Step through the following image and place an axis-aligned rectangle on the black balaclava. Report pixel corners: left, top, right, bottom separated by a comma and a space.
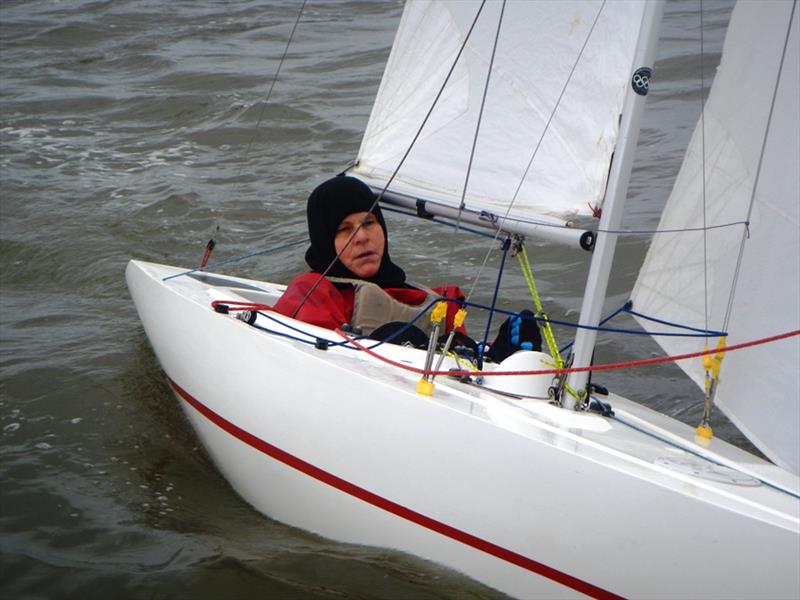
304, 175, 406, 288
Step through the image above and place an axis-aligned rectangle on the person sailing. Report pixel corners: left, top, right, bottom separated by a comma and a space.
273, 175, 541, 361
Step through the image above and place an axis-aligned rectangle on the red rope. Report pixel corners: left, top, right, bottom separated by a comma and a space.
335, 328, 800, 378
209, 299, 798, 379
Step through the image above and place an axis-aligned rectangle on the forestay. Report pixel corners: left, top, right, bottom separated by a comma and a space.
350, 0, 647, 224
631, 1, 800, 474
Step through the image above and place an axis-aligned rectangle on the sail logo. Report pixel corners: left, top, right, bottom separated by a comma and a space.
632, 67, 652, 96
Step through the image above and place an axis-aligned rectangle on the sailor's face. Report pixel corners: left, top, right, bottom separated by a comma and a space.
334, 211, 385, 279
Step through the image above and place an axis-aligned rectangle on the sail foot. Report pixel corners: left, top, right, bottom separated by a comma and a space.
357, 184, 592, 249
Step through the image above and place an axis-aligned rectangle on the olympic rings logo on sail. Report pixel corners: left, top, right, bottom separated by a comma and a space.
632, 67, 653, 95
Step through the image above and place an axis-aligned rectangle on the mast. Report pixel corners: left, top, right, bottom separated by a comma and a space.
563, 0, 665, 409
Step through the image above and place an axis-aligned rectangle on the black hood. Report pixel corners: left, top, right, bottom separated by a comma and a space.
304, 175, 406, 288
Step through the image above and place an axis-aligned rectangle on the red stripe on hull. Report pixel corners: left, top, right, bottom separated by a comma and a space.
168, 377, 621, 600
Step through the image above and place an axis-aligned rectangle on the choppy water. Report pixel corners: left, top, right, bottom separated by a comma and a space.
1, 1, 744, 598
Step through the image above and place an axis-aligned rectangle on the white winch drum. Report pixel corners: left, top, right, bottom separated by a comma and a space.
480, 350, 554, 399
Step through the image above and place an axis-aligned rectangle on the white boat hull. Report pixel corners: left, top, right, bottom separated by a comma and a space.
127, 259, 800, 599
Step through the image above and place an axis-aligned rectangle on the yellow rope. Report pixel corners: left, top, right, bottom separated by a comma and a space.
516, 242, 582, 403
450, 351, 479, 372
517, 244, 563, 368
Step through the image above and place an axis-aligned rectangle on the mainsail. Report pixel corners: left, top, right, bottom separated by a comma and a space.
632, 0, 800, 474
350, 0, 647, 224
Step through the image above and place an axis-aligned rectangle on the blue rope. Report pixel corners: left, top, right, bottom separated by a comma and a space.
215, 289, 726, 358
556, 301, 728, 353
250, 309, 353, 348
250, 320, 350, 349
558, 303, 633, 354
479, 238, 510, 367
623, 304, 726, 336
249, 296, 447, 351
461, 299, 726, 341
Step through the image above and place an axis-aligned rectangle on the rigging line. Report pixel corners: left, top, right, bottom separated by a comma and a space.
222, 295, 752, 367
609, 412, 800, 500
699, 0, 710, 342
162, 238, 308, 281
459, 298, 725, 337
205, 1, 307, 249
622, 305, 726, 336
440, 213, 749, 235
384, 198, 747, 236
444, 0, 506, 292
291, 1, 488, 317
219, 298, 446, 353
369, 0, 486, 201
592, 220, 749, 235
722, 0, 797, 332
559, 303, 633, 354
385, 205, 741, 240
334, 327, 800, 378
480, 238, 511, 364
462, 0, 608, 302
239, 1, 307, 172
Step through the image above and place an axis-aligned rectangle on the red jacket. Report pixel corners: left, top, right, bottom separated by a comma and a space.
273, 273, 467, 333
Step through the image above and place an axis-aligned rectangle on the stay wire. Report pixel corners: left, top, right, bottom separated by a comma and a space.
700, 0, 710, 342
433, 215, 750, 236
201, 0, 307, 267
382, 203, 747, 239
163, 238, 307, 281
443, 0, 506, 290
171, 203, 747, 284
462, 0, 608, 304
251, 1, 307, 151
291, 0, 488, 317
609, 412, 800, 500
722, 0, 797, 332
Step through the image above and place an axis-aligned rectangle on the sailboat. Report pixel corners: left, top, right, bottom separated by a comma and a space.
126, 1, 800, 598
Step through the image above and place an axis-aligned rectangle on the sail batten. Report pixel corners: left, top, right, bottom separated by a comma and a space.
350, 0, 647, 225
632, 0, 800, 474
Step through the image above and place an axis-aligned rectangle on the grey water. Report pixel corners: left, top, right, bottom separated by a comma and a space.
1, 1, 744, 598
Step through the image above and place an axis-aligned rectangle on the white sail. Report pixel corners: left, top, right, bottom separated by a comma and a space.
632, 1, 800, 474
350, 0, 646, 223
